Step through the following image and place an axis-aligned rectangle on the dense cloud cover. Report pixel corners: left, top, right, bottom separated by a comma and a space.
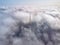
0, 6, 60, 45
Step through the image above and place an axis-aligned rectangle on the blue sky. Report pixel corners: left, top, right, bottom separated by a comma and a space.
0, 0, 60, 6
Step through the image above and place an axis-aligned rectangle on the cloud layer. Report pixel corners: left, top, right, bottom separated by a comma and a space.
0, 6, 60, 45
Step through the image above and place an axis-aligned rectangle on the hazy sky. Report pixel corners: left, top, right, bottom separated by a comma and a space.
0, 0, 60, 6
